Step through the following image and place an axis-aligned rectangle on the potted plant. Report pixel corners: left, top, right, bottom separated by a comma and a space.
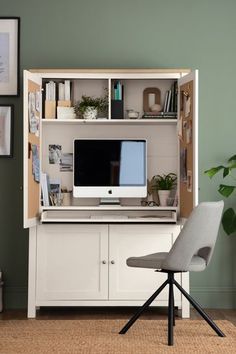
151, 173, 177, 206
205, 154, 236, 235
74, 90, 108, 120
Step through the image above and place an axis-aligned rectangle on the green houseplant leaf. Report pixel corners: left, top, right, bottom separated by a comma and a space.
218, 184, 236, 197
74, 90, 108, 117
151, 173, 177, 191
204, 166, 224, 178
222, 208, 236, 235
205, 154, 236, 235
228, 155, 236, 162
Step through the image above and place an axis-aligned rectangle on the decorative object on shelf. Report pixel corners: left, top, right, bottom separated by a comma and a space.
0, 104, 14, 157
150, 103, 162, 112
61, 187, 72, 206
126, 109, 139, 119
0, 17, 20, 96
205, 154, 236, 236
74, 90, 108, 120
143, 87, 161, 113
151, 173, 177, 206
141, 179, 159, 206
83, 106, 98, 120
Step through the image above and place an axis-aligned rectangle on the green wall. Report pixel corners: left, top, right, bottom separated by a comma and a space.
0, 0, 235, 309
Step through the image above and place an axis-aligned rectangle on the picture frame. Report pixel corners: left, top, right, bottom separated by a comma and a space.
0, 17, 20, 96
0, 105, 14, 157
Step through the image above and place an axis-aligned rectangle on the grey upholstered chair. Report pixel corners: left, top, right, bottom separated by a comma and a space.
119, 201, 225, 346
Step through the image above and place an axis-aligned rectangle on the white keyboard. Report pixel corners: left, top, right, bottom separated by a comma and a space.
90, 215, 128, 220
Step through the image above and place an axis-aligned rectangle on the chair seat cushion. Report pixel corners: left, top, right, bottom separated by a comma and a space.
127, 252, 206, 272
127, 252, 168, 269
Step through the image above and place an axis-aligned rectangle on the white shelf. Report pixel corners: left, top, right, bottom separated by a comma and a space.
41, 205, 178, 211
42, 118, 177, 125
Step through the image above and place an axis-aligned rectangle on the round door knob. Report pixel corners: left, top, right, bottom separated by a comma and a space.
111, 260, 115, 264
102, 260, 106, 264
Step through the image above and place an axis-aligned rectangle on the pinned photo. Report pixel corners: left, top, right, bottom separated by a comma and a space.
187, 170, 192, 192
49, 144, 62, 164
60, 153, 73, 172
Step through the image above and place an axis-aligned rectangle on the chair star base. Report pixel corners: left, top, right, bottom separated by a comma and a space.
119, 271, 225, 346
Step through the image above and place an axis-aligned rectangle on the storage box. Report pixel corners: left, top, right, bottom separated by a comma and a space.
57, 100, 71, 107
45, 100, 56, 119
111, 100, 124, 119
57, 106, 76, 120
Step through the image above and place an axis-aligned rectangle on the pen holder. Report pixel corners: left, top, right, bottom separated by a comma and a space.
62, 192, 72, 206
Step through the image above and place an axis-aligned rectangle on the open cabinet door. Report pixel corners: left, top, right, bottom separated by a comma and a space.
23, 71, 42, 228
178, 70, 198, 218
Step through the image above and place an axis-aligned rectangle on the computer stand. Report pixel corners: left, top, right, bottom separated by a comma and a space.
99, 198, 121, 206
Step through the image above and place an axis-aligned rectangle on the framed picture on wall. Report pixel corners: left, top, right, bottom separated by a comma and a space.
0, 17, 20, 96
0, 105, 14, 157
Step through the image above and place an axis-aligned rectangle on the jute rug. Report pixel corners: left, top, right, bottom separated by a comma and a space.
0, 319, 235, 353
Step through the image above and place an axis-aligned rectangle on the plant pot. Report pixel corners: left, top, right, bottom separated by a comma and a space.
158, 190, 170, 206
83, 107, 98, 120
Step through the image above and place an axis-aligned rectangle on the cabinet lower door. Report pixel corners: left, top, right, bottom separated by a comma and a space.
109, 224, 181, 301
36, 224, 108, 301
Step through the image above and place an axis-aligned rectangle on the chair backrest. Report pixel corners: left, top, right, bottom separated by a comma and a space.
162, 201, 224, 272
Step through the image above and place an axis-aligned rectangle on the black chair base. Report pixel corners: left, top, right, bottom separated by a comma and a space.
119, 271, 225, 346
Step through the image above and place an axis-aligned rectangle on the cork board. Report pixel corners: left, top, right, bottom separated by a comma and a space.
179, 80, 194, 218
28, 80, 40, 219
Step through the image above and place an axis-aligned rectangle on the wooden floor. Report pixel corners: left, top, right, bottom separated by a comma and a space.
1, 307, 236, 325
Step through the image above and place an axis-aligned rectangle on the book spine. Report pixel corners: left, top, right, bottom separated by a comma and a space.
166, 90, 172, 112
164, 91, 169, 112
64, 80, 71, 101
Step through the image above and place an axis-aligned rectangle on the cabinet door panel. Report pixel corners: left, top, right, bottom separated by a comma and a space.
23, 71, 42, 228
109, 224, 180, 301
37, 224, 108, 300
178, 70, 198, 218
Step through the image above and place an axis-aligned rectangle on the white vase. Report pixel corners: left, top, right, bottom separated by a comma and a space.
158, 190, 170, 206
83, 107, 98, 120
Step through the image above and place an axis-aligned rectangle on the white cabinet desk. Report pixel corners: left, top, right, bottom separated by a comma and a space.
24, 68, 197, 318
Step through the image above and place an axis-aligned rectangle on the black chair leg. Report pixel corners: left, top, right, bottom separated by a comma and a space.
173, 296, 175, 327
119, 278, 169, 334
168, 273, 174, 346
173, 279, 225, 337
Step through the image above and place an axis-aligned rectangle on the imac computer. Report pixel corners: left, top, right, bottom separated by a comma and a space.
73, 139, 147, 204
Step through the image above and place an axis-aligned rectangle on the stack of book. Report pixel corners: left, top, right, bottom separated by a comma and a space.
163, 81, 177, 113
142, 112, 177, 119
